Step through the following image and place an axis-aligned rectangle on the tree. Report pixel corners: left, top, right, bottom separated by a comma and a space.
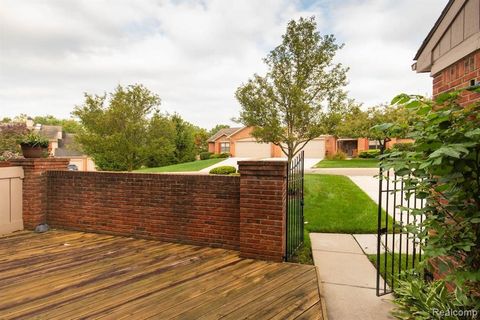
235, 16, 348, 161
171, 114, 196, 163
0, 122, 28, 159
73, 84, 160, 171
33, 115, 82, 133
144, 112, 176, 168
337, 103, 415, 152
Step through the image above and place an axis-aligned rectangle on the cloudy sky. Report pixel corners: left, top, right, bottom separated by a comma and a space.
0, 0, 447, 129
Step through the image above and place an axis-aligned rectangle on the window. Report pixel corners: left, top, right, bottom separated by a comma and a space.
369, 140, 380, 150
220, 142, 230, 153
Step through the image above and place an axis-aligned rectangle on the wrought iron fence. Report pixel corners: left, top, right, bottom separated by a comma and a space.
285, 150, 305, 261
376, 167, 426, 296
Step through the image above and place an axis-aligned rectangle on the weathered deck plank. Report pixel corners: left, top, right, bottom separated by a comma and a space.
0, 230, 323, 319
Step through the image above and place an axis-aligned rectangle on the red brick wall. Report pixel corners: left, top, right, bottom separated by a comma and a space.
238, 161, 287, 262
433, 49, 480, 104
10, 158, 70, 229
46, 171, 241, 250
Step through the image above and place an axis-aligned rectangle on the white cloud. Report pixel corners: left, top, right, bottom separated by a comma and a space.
0, 0, 447, 128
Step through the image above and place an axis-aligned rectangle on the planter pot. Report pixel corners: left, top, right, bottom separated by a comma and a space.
20, 145, 48, 158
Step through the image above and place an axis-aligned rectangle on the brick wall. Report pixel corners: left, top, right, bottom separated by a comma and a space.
8, 159, 289, 261
238, 161, 287, 262
433, 49, 480, 104
10, 158, 70, 229
47, 171, 241, 251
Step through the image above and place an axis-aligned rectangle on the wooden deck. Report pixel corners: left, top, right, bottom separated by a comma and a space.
0, 230, 323, 319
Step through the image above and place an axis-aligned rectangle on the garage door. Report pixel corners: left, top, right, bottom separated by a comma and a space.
300, 139, 325, 158
235, 141, 271, 158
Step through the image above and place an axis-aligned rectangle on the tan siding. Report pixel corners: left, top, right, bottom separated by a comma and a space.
439, 28, 452, 55
451, 8, 465, 47
464, 0, 480, 37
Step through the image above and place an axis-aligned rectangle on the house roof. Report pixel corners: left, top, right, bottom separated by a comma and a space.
414, 0, 455, 60
54, 133, 84, 157
37, 125, 62, 140
208, 127, 244, 142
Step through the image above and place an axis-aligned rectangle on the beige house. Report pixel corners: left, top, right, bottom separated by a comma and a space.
414, 0, 480, 103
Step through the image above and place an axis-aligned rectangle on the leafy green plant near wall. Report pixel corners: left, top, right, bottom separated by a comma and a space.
379, 90, 480, 315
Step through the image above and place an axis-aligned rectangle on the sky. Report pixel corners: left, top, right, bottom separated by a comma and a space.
0, 0, 447, 129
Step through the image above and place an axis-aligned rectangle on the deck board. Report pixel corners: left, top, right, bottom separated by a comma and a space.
0, 230, 323, 319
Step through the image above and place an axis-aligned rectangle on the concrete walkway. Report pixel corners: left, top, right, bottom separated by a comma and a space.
311, 233, 394, 320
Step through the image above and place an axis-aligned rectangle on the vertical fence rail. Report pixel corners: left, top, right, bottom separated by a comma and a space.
285, 151, 305, 261
376, 164, 425, 296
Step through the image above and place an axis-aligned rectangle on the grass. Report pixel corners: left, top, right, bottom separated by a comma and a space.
304, 174, 387, 234
292, 174, 389, 264
315, 159, 379, 168
134, 158, 225, 173
368, 253, 421, 287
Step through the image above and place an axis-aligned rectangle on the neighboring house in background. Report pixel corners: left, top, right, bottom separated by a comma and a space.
414, 0, 480, 104
207, 127, 410, 158
26, 119, 96, 171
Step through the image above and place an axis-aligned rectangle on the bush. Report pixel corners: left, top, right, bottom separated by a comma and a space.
359, 149, 380, 158
210, 152, 230, 159
392, 142, 414, 152
209, 166, 236, 175
326, 151, 346, 160
19, 132, 49, 148
199, 152, 212, 160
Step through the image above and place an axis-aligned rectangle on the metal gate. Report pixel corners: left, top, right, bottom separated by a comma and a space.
376, 167, 425, 296
285, 150, 305, 261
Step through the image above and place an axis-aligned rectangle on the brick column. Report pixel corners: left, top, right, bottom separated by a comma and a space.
238, 160, 287, 261
10, 158, 69, 229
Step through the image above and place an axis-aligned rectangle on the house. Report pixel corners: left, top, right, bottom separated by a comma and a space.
207, 126, 405, 158
413, 0, 480, 104
26, 119, 96, 171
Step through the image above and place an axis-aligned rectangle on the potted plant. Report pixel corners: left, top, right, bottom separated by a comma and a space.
19, 132, 49, 158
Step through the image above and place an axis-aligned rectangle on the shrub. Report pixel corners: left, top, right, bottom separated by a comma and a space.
19, 132, 49, 148
326, 151, 346, 160
392, 142, 414, 152
199, 152, 212, 160
209, 166, 236, 175
359, 149, 380, 158
210, 153, 230, 159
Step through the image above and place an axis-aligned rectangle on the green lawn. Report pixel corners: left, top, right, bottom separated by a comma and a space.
315, 159, 379, 168
304, 174, 386, 234
292, 174, 388, 264
368, 253, 421, 287
135, 158, 225, 173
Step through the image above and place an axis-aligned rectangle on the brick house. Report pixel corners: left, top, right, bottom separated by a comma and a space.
413, 0, 480, 104
208, 127, 406, 158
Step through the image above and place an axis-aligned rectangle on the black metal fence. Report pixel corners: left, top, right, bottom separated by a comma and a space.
285, 150, 305, 261
376, 167, 425, 296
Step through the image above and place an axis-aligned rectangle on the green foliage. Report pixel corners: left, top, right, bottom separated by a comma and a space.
326, 151, 346, 160
210, 153, 230, 159
381, 91, 480, 308
171, 114, 197, 163
392, 272, 477, 320
199, 152, 212, 160
392, 142, 414, 152
144, 113, 176, 168
209, 166, 236, 175
358, 149, 380, 159
208, 124, 230, 138
19, 131, 49, 148
235, 16, 348, 161
73, 84, 161, 171
33, 115, 82, 133
0, 122, 28, 156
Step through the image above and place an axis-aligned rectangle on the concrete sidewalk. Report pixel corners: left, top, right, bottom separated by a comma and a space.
311, 233, 394, 320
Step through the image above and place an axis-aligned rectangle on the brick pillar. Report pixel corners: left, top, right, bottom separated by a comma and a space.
10, 158, 69, 229
238, 160, 287, 261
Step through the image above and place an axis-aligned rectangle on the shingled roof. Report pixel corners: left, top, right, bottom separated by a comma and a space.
207, 127, 244, 142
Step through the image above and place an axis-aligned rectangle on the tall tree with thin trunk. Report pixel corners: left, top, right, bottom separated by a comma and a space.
235, 16, 348, 161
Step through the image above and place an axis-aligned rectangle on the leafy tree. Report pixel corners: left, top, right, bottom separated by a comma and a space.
236, 16, 348, 161
0, 122, 28, 158
171, 114, 196, 163
382, 90, 480, 312
73, 84, 160, 171
193, 127, 209, 154
144, 113, 176, 168
337, 103, 415, 152
33, 115, 82, 133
